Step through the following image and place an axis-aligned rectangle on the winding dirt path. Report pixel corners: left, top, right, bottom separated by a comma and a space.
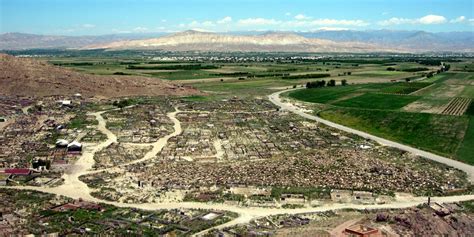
90, 108, 183, 174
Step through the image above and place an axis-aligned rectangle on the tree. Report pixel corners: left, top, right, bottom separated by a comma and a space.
320, 80, 326, 87
405, 78, 411, 82
327, 79, 336, 87
444, 64, 451, 71
341, 79, 348, 86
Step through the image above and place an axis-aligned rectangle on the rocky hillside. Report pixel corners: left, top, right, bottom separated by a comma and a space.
0, 54, 200, 98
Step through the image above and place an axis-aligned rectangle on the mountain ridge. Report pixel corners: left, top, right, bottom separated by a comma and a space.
1, 30, 473, 52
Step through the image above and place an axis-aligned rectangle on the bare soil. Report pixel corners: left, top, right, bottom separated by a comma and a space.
0, 54, 202, 98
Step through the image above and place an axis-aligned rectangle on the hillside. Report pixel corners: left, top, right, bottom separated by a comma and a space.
0, 54, 200, 98
84, 30, 394, 52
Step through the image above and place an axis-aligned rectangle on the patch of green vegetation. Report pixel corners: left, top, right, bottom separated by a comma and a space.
456, 116, 474, 165
282, 73, 331, 80
144, 70, 222, 80
195, 78, 294, 97
460, 200, 474, 213
401, 67, 430, 72
112, 98, 144, 108
460, 86, 474, 98
319, 108, 469, 156
222, 193, 245, 202
180, 95, 211, 102
68, 113, 98, 129
127, 64, 219, 70
333, 93, 420, 110
380, 82, 432, 94
465, 102, 474, 116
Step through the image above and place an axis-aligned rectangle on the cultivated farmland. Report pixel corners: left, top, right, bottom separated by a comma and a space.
441, 97, 472, 116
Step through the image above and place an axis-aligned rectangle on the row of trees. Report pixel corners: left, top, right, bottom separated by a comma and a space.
306, 79, 347, 88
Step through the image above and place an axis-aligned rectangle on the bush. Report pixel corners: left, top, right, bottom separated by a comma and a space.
306, 80, 326, 88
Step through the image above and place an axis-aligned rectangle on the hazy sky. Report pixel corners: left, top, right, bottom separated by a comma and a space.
1, 0, 473, 35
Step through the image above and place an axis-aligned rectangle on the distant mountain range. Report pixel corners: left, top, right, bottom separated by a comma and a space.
298, 30, 474, 52
1, 30, 473, 52
84, 30, 390, 52
0, 32, 166, 50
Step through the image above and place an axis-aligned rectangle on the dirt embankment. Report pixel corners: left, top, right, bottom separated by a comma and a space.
0, 54, 202, 98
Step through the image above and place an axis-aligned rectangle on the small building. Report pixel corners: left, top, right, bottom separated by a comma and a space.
280, 194, 306, 204
67, 141, 82, 152
60, 100, 72, 107
331, 189, 352, 203
353, 191, 374, 204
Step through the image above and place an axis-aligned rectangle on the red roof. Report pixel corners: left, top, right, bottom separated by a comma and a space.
4, 168, 31, 175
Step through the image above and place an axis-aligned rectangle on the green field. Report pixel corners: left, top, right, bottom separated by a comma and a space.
319, 108, 469, 156
456, 117, 474, 164
288, 85, 363, 104
333, 93, 420, 110
288, 82, 428, 108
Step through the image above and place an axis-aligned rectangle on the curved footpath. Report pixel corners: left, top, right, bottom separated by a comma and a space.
269, 88, 474, 183
1, 96, 474, 236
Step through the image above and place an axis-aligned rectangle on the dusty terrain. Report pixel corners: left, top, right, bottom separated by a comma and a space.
0, 54, 201, 98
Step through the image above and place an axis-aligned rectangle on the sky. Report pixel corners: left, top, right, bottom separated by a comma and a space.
1, 0, 473, 35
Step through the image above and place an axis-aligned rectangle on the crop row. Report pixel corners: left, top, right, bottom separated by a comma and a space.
441, 97, 472, 116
